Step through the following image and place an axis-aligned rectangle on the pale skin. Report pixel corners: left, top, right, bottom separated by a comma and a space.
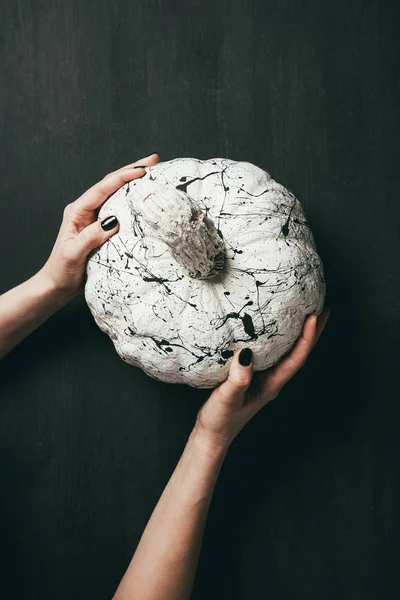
0, 153, 160, 359
0, 153, 330, 599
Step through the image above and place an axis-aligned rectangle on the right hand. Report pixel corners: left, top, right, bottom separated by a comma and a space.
39, 153, 160, 302
195, 309, 331, 453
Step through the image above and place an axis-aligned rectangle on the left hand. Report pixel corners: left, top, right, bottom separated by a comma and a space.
195, 309, 331, 452
39, 153, 160, 300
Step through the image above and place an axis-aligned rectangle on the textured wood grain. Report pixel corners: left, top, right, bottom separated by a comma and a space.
0, 1, 399, 599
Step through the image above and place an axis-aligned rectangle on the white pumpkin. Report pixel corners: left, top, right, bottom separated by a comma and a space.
85, 158, 326, 388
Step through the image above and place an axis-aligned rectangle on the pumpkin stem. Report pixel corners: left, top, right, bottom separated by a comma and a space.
128, 175, 226, 279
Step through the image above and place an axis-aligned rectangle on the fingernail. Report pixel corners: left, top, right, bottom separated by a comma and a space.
239, 348, 252, 367
101, 215, 119, 231
133, 165, 147, 169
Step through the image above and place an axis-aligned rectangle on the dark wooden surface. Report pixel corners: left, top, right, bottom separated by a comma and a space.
1, 1, 399, 598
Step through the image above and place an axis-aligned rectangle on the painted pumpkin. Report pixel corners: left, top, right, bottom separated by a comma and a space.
85, 158, 326, 388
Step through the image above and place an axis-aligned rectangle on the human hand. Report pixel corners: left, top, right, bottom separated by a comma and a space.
195, 309, 331, 453
39, 153, 160, 302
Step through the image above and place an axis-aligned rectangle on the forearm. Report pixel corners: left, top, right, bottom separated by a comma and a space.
0, 269, 70, 359
113, 425, 228, 600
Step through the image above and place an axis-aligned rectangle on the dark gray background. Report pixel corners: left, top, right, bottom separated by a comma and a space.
1, 1, 399, 598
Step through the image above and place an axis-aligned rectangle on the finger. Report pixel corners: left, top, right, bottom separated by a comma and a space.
131, 153, 160, 167
264, 314, 318, 394
312, 307, 330, 348
74, 169, 148, 213
106, 153, 160, 176
71, 215, 119, 263
214, 348, 253, 409
74, 154, 160, 213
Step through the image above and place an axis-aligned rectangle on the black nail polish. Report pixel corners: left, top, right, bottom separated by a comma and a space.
101, 216, 118, 231
239, 348, 252, 367
133, 165, 147, 169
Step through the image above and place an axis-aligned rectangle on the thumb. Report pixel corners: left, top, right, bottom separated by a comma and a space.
215, 348, 254, 408
74, 216, 119, 260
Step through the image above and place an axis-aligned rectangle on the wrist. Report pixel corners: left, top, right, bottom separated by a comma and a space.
190, 421, 230, 462
33, 269, 76, 308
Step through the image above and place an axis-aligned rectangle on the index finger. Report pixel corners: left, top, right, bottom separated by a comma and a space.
74, 153, 160, 212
